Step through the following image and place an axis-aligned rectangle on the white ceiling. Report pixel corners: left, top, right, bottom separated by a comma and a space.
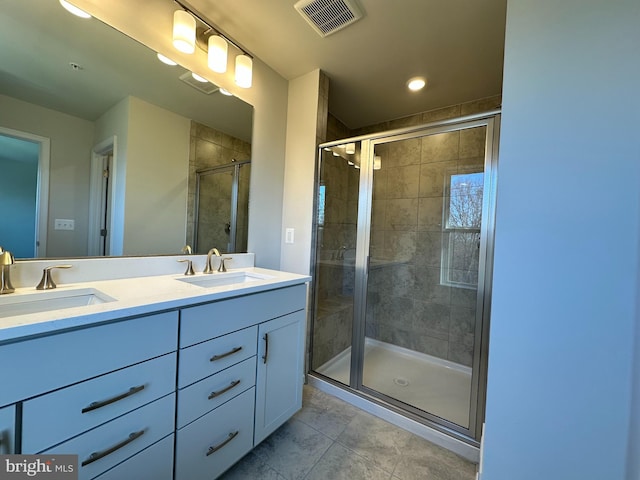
187, 0, 507, 129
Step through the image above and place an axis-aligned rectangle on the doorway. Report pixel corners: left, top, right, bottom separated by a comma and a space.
0, 127, 50, 258
310, 112, 499, 442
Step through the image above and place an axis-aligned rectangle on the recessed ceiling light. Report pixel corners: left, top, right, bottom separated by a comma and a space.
191, 72, 208, 83
219, 88, 233, 96
157, 53, 177, 66
407, 77, 427, 92
59, 0, 92, 19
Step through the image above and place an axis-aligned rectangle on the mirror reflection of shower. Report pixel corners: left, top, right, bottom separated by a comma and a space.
193, 160, 250, 254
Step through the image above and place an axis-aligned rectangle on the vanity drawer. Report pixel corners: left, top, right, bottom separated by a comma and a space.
93, 434, 174, 480
179, 284, 306, 347
42, 393, 175, 480
175, 388, 255, 480
0, 311, 179, 406
23, 353, 177, 453
0, 404, 15, 455
177, 356, 256, 428
178, 326, 257, 388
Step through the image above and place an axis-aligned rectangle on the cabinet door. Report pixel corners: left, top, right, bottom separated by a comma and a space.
0, 404, 15, 454
254, 310, 305, 444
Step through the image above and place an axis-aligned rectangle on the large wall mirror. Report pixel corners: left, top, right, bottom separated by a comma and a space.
0, 1, 253, 260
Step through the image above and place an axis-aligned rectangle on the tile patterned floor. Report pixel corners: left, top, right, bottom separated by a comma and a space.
221, 385, 477, 480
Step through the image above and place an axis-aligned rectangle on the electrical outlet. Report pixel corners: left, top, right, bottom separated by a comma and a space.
54, 219, 75, 231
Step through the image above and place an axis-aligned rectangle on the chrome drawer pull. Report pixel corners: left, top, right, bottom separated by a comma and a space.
206, 431, 239, 456
210, 346, 242, 362
81, 430, 145, 466
82, 385, 146, 413
208, 380, 241, 400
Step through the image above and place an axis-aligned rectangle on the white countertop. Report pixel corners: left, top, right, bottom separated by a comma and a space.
0, 267, 310, 344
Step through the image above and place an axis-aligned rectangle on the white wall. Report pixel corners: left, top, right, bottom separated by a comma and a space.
124, 97, 190, 255
95, 97, 129, 255
482, 1, 640, 479
0, 95, 94, 258
280, 70, 321, 275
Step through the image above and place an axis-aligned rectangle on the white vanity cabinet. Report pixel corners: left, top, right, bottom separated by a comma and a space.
255, 310, 306, 444
2, 311, 179, 480
174, 284, 307, 479
2, 276, 308, 480
0, 404, 15, 454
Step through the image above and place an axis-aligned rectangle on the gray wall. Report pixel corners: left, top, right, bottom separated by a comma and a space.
482, 0, 640, 478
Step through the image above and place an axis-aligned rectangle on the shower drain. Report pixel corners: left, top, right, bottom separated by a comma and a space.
393, 377, 410, 387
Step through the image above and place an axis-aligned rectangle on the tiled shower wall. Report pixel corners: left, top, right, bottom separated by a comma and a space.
314, 95, 500, 368
186, 121, 251, 254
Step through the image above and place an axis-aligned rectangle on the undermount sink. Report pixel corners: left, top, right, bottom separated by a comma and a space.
0, 288, 115, 318
176, 271, 274, 289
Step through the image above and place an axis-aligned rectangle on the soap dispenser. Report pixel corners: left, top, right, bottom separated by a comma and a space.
0, 246, 15, 294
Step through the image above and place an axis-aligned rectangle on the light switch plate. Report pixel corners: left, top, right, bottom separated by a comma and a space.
54, 219, 75, 231
285, 228, 294, 244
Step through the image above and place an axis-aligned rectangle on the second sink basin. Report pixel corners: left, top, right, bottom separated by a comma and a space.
0, 288, 115, 318
176, 271, 274, 289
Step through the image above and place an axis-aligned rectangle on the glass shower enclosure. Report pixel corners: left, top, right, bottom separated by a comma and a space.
193, 160, 250, 254
310, 112, 499, 442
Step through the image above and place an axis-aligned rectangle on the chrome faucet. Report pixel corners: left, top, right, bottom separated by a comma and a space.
204, 248, 221, 274
36, 265, 72, 290
0, 246, 15, 294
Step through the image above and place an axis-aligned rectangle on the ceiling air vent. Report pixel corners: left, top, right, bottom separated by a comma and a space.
294, 0, 364, 37
178, 71, 220, 95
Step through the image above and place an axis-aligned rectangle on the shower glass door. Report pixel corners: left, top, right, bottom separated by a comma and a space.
194, 161, 250, 254
358, 121, 493, 433
310, 113, 499, 441
311, 142, 362, 386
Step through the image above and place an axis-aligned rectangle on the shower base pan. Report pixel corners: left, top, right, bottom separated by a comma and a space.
316, 337, 472, 428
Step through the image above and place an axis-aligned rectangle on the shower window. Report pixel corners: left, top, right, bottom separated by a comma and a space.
441, 171, 483, 288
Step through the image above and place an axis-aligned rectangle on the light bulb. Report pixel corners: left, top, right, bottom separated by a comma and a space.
173, 10, 196, 54
208, 35, 228, 73
235, 55, 253, 88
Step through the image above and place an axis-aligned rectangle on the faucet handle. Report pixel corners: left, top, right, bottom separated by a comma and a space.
36, 265, 72, 290
178, 259, 195, 276
218, 257, 232, 273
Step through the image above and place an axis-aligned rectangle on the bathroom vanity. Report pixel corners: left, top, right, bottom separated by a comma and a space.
0, 255, 309, 480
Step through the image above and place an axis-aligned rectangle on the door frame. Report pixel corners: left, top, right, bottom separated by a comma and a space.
88, 136, 117, 256
0, 126, 50, 257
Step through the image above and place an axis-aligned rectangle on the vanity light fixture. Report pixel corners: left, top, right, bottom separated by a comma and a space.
173, 10, 196, 54
59, 0, 91, 19
407, 76, 427, 92
157, 53, 178, 66
235, 55, 253, 88
172, 0, 254, 88
208, 35, 228, 73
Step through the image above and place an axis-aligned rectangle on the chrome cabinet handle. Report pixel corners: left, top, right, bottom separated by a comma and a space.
210, 346, 242, 362
208, 380, 241, 400
81, 385, 145, 414
206, 431, 239, 456
262, 333, 269, 364
81, 430, 145, 466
